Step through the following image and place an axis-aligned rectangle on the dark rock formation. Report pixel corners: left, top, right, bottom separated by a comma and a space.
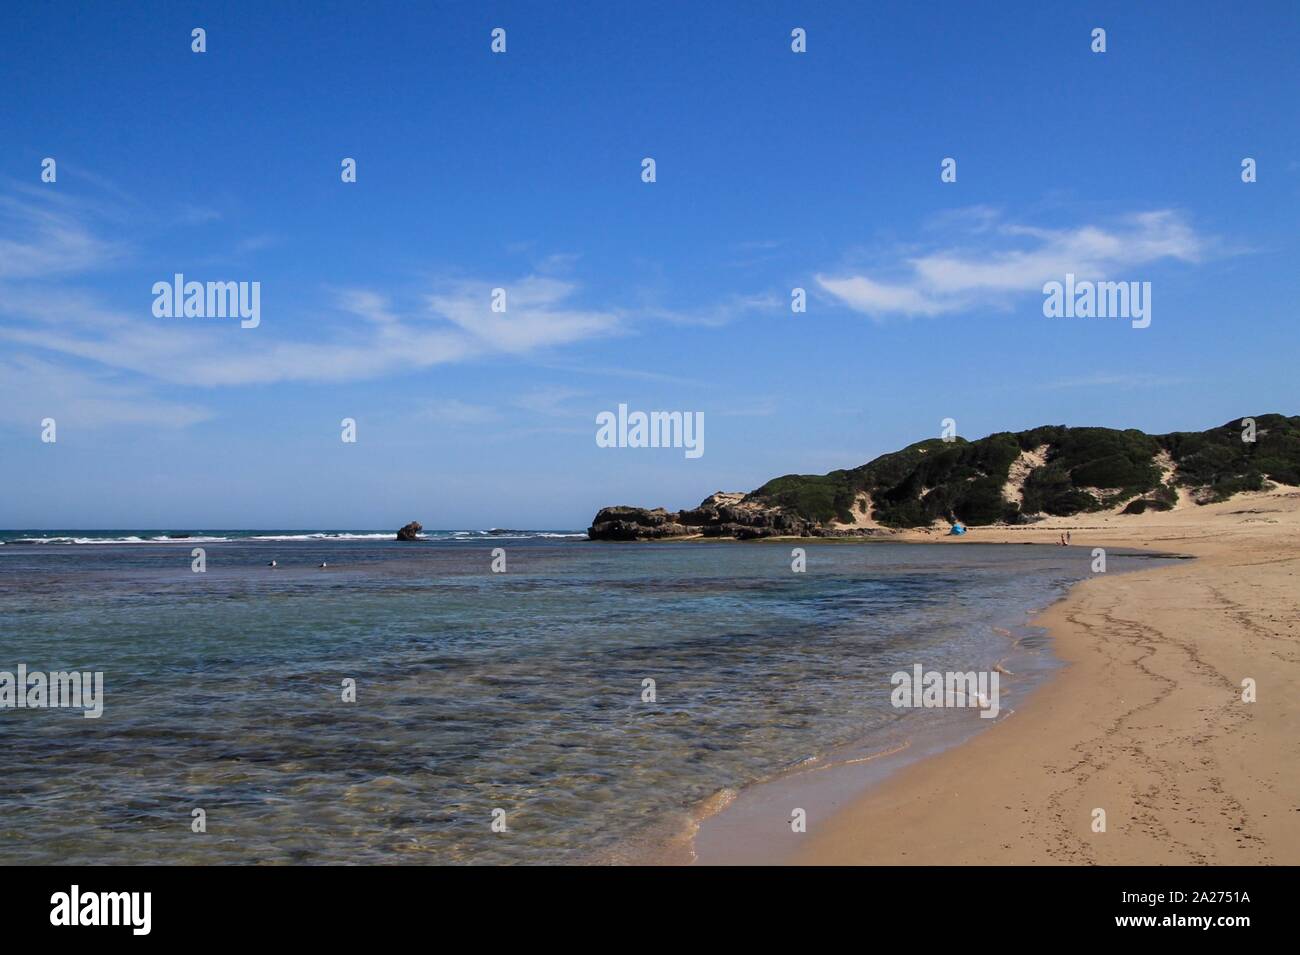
396, 521, 423, 541
586, 507, 687, 540
588, 492, 824, 541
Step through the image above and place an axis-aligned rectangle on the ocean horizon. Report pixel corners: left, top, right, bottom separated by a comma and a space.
0, 529, 587, 545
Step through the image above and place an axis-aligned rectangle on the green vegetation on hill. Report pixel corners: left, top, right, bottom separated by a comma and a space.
752, 472, 859, 525
1164, 414, 1300, 499
746, 414, 1300, 529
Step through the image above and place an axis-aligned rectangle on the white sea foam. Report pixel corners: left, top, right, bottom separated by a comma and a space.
11, 536, 157, 545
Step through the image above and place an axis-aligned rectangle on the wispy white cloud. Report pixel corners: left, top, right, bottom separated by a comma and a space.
428, 276, 621, 354
511, 386, 588, 417
235, 234, 277, 254
0, 354, 213, 429
0, 188, 623, 388
0, 280, 598, 389
0, 185, 766, 430
817, 209, 1210, 318
416, 398, 503, 425
639, 292, 783, 327
535, 360, 703, 387
535, 251, 581, 273
0, 193, 126, 279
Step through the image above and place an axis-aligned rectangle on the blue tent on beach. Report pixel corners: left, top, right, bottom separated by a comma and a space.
949, 522, 967, 536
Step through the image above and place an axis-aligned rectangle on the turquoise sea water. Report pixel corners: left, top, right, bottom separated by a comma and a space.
0, 533, 1171, 864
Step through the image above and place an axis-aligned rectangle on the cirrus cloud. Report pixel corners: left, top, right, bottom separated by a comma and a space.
817, 209, 1211, 318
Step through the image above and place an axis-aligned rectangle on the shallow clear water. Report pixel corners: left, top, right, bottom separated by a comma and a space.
0, 534, 1169, 864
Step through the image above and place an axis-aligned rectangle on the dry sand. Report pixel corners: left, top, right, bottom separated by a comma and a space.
792, 486, 1300, 865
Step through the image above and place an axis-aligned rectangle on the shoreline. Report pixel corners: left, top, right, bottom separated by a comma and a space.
592, 541, 1097, 866
683, 545, 1166, 865
690, 486, 1300, 865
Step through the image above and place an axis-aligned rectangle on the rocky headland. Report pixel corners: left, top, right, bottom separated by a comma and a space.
588, 414, 1300, 540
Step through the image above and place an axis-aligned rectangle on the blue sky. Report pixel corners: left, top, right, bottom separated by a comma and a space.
1, 1, 1297, 529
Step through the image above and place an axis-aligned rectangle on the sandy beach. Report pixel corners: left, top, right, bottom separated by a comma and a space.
787, 486, 1300, 865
